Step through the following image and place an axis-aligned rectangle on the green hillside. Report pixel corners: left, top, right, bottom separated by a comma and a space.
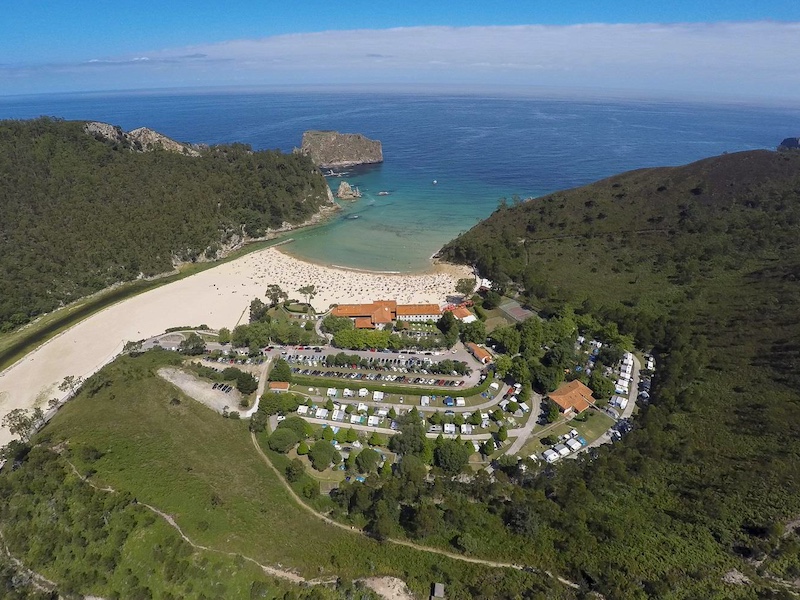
0, 117, 332, 332
439, 149, 800, 597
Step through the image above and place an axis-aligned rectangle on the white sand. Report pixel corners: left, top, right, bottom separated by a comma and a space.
0, 246, 471, 445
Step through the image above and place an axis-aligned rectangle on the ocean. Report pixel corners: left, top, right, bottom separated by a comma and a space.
1, 88, 798, 272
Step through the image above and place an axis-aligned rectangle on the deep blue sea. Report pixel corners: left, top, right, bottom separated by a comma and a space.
1, 89, 798, 271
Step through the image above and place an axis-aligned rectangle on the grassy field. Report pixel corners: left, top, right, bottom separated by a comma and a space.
36, 350, 568, 599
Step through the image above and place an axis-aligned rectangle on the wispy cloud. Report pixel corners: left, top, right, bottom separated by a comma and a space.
3, 23, 799, 99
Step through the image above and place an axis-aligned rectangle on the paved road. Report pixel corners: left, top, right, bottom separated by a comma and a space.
583, 354, 642, 452
504, 390, 544, 456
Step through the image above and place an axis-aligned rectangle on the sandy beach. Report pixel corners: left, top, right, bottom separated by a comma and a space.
0, 246, 472, 445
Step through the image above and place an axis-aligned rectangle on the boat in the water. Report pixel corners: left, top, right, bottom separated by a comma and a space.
378, 191, 390, 196
346, 214, 360, 220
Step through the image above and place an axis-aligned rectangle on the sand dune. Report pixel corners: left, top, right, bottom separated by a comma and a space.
0, 246, 472, 445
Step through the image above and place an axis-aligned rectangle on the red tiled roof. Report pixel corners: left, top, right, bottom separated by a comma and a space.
268, 381, 290, 391
548, 380, 594, 413
396, 304, 441, 316
466, 342, 493, 363
451, 306, 472, 319
354, 317, 376, 329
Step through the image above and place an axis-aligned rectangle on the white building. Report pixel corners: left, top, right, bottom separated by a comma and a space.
327, 388, 338, 397
373, 390, 385, 402
358, 388, 369, 397
455, 397, 466, 407
443, 423, 457, 435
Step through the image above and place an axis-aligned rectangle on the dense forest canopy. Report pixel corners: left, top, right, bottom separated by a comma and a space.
0, 117, 332, 332
431, 149, 800, 597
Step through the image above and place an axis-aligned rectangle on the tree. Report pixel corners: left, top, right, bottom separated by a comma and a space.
497, 426, 508, 442
249, 298, 269, 323
268, 429, 300, 453
266, 284, 288, 307
345, 428, 359, 443
546, 398, 561, 423
178, 332, 206, 355
483, 289, 502, 309
268, 359, 292, 382
277, 416, 311, 438
368, 432, 386, 447
58, 375, 84, 396
217, 327, 231, 344
1, 408, 44, 443
588, 369, 615, 401
355, 448, 381, 473
309, 440, 338, 471
297, 441, 309, 455
460, 320, 486, 344
434, 439, 472, 475
298, 284, 317, 307
285, 458, 305, 482
455, 278, 475, 297
494, 354, 513, 378
235, 370, 258, 395
321, 315, 354, 334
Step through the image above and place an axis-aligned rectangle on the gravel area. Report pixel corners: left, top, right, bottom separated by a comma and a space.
157, 367, 242, 414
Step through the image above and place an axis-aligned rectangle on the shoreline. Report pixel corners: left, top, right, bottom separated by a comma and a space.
0, 243, 472, 446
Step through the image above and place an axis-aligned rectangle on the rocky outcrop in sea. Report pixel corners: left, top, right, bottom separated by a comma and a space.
299, 130, 383, 168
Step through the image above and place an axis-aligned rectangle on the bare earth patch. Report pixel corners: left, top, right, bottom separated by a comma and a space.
157, 367, 241, 414
361, 577, 417, 600
722, 569, 751, 585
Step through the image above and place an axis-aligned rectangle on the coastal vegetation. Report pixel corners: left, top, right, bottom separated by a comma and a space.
0, 117, 331, 332
4, 146, 800, 598
2, 350, 571, 599
436, 149, 800, 596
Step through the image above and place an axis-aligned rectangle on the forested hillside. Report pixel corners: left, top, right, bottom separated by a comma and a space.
435, 149, 800, 597
0, 117, 332, 332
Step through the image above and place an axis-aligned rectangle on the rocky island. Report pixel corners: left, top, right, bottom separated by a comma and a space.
778, 136, 800, 151
336, 181, 362, 199
300, 130, 383, 168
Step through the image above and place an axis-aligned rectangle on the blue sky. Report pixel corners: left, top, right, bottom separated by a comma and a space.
2, 1, 800, 99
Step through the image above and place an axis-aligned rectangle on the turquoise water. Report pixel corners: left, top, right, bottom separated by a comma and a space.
2, 89, 798, 271
288, 164, 535, 272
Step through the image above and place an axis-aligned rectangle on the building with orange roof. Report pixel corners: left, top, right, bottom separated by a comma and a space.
395, 303, 441, 322
268, 381, 290, 393
331, 300, 441, 328
466, 342, 493, 364
548, 380, 594, 415
450, 305, 477, 323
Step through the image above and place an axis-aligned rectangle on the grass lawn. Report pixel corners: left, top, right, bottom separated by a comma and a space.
37, 350, 546, 598
520, 411, 615, 458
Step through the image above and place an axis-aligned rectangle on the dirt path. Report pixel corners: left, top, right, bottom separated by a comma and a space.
62, 460, 330, 587
249, 432, 581, 590
0, 528, 61, 595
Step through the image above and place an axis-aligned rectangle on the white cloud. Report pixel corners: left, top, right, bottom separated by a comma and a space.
3, 22, 800, 99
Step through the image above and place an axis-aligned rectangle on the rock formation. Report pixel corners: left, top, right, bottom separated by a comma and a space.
336, 181, 362, 200
778, 137, 800, 151
84, 121, 200, 156
300, 130, 383, 168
